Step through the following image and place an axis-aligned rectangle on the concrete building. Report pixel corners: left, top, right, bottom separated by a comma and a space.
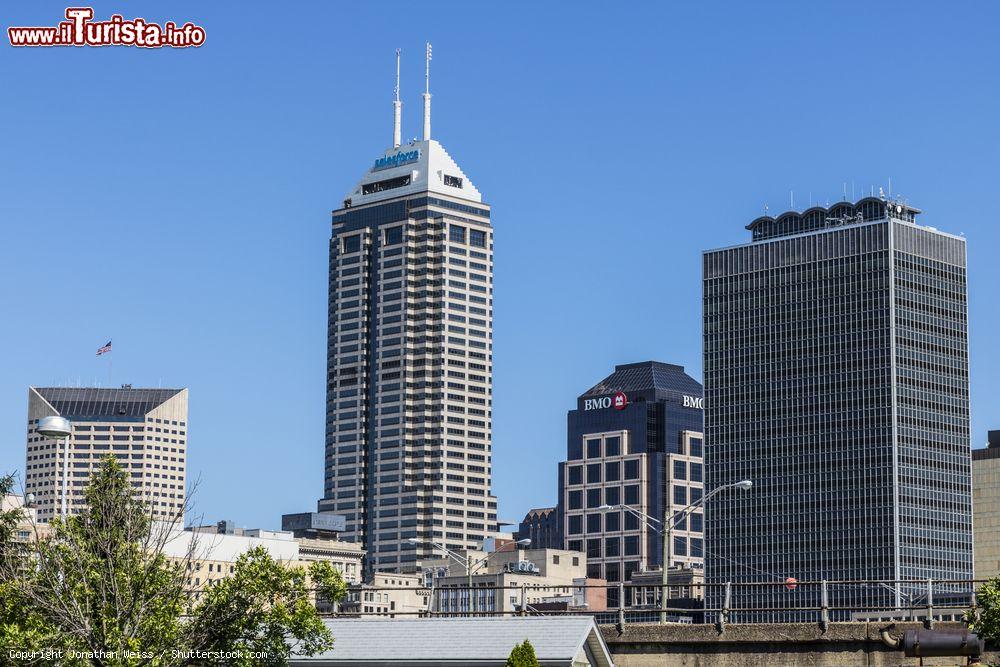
25, 387, 188, 522
318, 49, 496, 573
164, 522, 364, 603
514, 507, 561, 550
974, 431, 1000, 581
1, 493, 52, 543
342, 572, 430, 617
423, 546, 596, 615
559, 362, 704, 609
703, 197, 973, 621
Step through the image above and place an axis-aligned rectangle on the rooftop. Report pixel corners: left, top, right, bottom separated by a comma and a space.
31, 387, 184, 420
581, 361, 702, 399
290, 616, 614, 666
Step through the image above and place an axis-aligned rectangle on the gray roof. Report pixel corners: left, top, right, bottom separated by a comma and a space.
291, 616, 614, 667
32, 387, 183, 421
581, 361, 701, 398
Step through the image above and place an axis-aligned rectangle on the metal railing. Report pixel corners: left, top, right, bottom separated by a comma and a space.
328, 578, 988, 628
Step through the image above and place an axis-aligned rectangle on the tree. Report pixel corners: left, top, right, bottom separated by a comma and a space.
968, 577, 1000, 644
0, 458, 345, 665
505, 639, 540, 667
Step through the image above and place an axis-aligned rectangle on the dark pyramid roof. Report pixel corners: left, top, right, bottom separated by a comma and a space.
581, 361, 702, 398
33, 387, 183, 420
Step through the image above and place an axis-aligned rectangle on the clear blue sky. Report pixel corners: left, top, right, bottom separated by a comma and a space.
2, 1, 998, 530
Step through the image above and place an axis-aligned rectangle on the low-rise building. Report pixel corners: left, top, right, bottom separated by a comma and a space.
974, 431, 1000, 580
342, 572, 430, 617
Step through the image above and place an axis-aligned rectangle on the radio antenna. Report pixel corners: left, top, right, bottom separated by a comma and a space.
422, 42, 433, 141
392, 48, 402, 148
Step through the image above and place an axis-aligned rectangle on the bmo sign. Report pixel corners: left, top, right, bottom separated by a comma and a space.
682, 395, 704, 409
584, 391, 629, 411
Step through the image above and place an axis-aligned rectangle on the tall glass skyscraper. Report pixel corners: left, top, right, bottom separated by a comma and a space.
702, 197, 972, 620
318, 54, 496, 572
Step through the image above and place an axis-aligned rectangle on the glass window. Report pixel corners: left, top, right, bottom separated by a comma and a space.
624, 484, 640, 505
587, 463, 601, 484
384, 226, 403, 245
605, 561, 620, 583
624, 459, 640, 480
586, 513, 602, 534
605, 461, 620, 481
470, 229, 486, 248
586, 488, 602, 508
449, 225, 466, 243
689, 437, 703, 458
586, 439, 601, 459
342, 234, 361, 253
673, 460, 687, 480
567, 539, 582, 553
567, 515, 582, 535
624, 535, 640, 556
691, 537, 703, 557
605, 436, 620, 456
691, 487, 702, 503
587, 538, 602, 558
568, 466, 582, 485
673, 514, 687, 531
605, 537, 620, 557
690, 513, 703, 532
673, 536, 687, 556
624, 512, 639, 531
690, 462, 703, 482
604, 486, 621, 506
605, 511, 620, 532
568, 489, 582, 510
673, 485, 687, 505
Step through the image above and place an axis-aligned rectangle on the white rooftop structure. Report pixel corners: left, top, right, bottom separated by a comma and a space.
344, 138, 482, 207
161, 525, 299, 563
290, 616, 614, 666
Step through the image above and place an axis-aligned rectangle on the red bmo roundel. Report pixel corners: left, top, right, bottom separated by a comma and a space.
612, 391, 628, 410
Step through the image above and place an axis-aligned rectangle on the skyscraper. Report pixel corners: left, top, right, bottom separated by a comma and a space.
703, 196, 972, 620
559, 361, 704, 607
318, 46, 496, 572
25, 386, 188, 522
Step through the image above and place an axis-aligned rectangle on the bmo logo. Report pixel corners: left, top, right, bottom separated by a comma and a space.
682, 395, 704, 409
584, 391, 629, 411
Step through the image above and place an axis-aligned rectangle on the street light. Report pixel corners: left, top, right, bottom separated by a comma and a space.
37, 416, 72, 518
601, 478, 752, 623
408, 537, 531, 614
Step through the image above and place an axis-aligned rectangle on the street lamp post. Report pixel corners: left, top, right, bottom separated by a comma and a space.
37, 416, 73, 518
408, 537, 530, 614
601, 478, 752, 624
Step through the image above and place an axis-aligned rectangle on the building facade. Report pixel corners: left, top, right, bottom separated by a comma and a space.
318, 69, 496, 572
703, 197, 973, 620
25, 387, 188, 522
514, 507, 561, 550
973, 431, 1000, 581
559, 361, 704, 608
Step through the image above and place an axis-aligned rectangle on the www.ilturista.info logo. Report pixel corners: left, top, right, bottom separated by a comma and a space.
8, 8, 205, 48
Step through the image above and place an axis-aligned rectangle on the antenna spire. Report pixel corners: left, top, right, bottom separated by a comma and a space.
392, 48, 402, 148
422, 42, 432, 141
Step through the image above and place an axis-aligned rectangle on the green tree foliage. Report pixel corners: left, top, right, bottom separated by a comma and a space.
968, 577, 1000, 644
0, 458, 345, 665
505, 639, 540, 667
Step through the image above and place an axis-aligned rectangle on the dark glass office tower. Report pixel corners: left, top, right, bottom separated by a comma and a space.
559, 361, 704, 606
703, 197, 972, 621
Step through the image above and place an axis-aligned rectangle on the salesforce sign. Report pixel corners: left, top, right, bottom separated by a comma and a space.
373, 149, 420, 171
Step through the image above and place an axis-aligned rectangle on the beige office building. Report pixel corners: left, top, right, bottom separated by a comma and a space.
25, 386, 188, 522
973, 432, 1000, 581
319, 57, 496, 573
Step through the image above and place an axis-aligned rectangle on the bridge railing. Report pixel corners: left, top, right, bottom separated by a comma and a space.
323, 577, 990, 626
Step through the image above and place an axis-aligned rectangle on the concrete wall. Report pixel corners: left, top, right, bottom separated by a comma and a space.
600, 622, 998, 667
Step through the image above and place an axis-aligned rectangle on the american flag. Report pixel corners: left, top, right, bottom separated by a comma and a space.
96, 340, 112, 356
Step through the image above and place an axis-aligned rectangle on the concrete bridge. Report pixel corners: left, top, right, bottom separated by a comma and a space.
600, 621, 996, 666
